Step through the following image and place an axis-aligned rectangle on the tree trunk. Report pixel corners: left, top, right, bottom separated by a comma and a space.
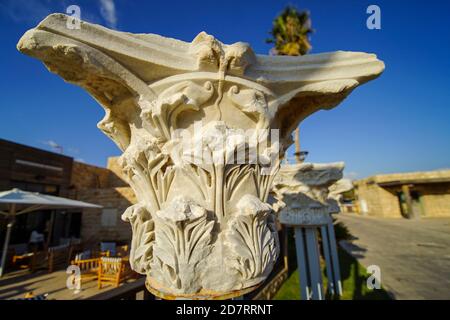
294, 126, 301, 163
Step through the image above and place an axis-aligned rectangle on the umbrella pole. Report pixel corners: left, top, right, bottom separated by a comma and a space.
0, 204, 16, 278
45, 211, 55, 250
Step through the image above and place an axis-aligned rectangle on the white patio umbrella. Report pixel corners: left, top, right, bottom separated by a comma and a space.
0, 188, 102, 277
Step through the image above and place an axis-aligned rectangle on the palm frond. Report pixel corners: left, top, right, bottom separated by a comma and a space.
266, 5, 313, 56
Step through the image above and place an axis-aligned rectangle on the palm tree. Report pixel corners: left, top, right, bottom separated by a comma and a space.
267, 6, 313, 162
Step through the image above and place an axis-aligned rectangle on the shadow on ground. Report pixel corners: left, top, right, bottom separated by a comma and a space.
274, 221, 392, 300
0, 270, 55, 299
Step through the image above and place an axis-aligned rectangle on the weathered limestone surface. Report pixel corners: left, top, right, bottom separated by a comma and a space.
18, 14, 384, 298
272, 162, 345, 225
328, 178, 354, 214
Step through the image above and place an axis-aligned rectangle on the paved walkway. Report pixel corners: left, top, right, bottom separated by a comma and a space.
0, 269, 139, 300
336, 213, 450, 300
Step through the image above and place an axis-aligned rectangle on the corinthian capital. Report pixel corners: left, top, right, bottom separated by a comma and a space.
18, 14, 384, 299
272, 162, 345, 225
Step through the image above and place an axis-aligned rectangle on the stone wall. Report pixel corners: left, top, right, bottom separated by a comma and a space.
72, 187, 136, 245
69, 159, 136, 245
354, 180, 403, 218
106, 156, 128, 187
70, 161, 111, 189
377, 187, 403, 218
419, 184, 450, 217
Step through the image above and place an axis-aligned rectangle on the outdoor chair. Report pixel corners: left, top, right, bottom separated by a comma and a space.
11, 243, 28, 255
10, 243, 34, 270
47, 244, 70, 273
97, 257, 130, 289
9, 241, 82, 274
100, 242, 116, 257
27, 250, 47, 272
71, 251, 99, 283
9, 244, 47, 273
74, 250, 91, 261
28, 243, 72, 273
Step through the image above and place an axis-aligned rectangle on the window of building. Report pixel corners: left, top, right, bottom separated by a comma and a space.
101, 208, 118, 227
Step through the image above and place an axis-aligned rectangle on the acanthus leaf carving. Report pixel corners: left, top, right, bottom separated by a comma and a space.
119, 135, 175, 213
150, 196, 214, 294
122, 203, 154, 274
225, 195, 279, 288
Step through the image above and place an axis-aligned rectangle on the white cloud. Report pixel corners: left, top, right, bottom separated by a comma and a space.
1, 0, 119, 30
42, 141, 84, 159
41, 140, 64, 153
99, 0, 117, 29
42, 140, 59, 149
344, 171, 360, 181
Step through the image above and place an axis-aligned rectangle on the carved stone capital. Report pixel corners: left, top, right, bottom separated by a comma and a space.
18, 14, 383, 298
272, 162, 345, 226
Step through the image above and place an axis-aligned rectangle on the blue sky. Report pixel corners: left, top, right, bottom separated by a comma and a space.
1, 0, 449, 179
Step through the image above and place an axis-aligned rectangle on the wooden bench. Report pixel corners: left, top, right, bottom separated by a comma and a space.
71, 257, 100, 282
98, 257, 131, 289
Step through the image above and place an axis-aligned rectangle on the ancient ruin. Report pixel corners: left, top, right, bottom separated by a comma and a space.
17, 14, 384, 299
272, 162, 347, 299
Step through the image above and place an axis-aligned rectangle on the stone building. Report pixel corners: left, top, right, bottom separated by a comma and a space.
68, 158, 135, 246
354, 169, 450, 218
0, 138, 135, 247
